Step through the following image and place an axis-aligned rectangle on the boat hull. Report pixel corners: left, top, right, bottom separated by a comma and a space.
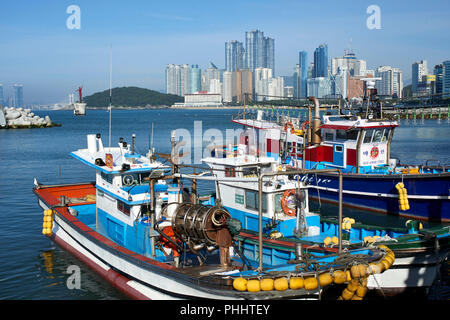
301, 172, 450, 222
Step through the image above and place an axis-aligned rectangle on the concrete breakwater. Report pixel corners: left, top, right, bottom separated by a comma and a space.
0, 107, 60, 129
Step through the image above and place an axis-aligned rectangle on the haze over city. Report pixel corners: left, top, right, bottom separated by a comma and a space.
1, 0, 449, 105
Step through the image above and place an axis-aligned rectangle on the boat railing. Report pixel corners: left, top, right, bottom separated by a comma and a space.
256, 168, 344, 271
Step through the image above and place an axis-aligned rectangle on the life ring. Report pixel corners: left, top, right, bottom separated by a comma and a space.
284, 122, 295, 133
301, 121, 310, 131
281, 189, 296, 216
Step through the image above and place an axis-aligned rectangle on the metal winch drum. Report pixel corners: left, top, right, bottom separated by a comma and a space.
171, 203, 231, 246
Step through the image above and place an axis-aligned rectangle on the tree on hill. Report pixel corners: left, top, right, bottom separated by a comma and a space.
84, 87, 183, 108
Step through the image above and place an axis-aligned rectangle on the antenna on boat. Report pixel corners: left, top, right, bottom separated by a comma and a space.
108, 44, 112, 148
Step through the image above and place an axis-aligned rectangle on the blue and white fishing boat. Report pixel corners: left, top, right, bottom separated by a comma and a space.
229, 93, 450, 223
33, 132, 391, 300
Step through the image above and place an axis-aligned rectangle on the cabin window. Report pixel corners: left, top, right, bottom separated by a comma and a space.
363, 129, 374, 143
346, 130, 359, 141
242, 167, 258, 177
325, 132, 334, 141
225, 167, 236, 177
245, 190, 267, 212
382, 128, 391, 142
372, 129, 384, 143
101, 171, 114, 184
117, 200, 131, 216
336, 130, 347, 140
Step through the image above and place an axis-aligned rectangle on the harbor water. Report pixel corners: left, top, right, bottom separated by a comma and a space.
0, 109, 448, 300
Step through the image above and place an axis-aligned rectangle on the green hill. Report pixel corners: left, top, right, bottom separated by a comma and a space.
84, 86, 183, 108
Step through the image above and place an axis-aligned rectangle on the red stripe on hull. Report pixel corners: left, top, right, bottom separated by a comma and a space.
51, 233, 150, 300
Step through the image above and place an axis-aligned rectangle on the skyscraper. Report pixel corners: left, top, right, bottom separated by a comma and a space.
443, 60, 450, 96
434, 64, 443, 95
293, 64, 301, 99
190, 65, 202, 93
13, 84, 24, 108
412, 60, 428, 95
313, 44, 328, 78
244, 30, 275, 75
299, 51, 308, 98
165, 64, 181, 96
180, 64, 191, 96
375, 66, 403, 98
225, 40, 245, 72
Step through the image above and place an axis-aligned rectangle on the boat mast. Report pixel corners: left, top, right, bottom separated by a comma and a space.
108, 44, 112, 148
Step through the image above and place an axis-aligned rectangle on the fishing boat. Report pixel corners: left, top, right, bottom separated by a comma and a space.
33, 132, 392, 300
194, 139, 450, 295
229, 86, 450, 223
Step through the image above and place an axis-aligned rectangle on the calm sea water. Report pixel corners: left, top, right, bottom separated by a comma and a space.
0, 109, 448, 300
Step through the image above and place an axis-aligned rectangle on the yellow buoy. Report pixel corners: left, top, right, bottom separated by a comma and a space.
318, 273, 333, 287
347, 279, 360, 292
345, 270, 352, 281
350, 265, 361, 278
289, 277, 304, 290
233, 278, 248, 291
323, 236, 331, 246
331, 236, 339, 245
304, 277, 318, 291
341, 288, 354, 300
356, 285, 368, 298
247, 279, 261, 292
260, 278, 274, 291
274, 277, 289, 291
333, 270, 347, 284
351, 294, 364, 300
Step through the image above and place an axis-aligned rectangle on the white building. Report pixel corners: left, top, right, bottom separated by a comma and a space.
222, 71, 233, 103
173, 92, 223, 108
209, 79, 222, 95
331, 52, 366, 76
254, 67, 272, 101
165, 64, 181, 95
267, 77, 284, 101
375, 66, 403, 98
412, 60, 428, 95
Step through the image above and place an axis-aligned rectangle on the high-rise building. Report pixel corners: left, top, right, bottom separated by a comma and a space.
375, 66, 403, 98
331, 51, 366, 77
190, 65, 202, 93
307, 77, 331, 98
313, 44, 328, 78
202, 62, 221, 92
412, 60, 428, 95
13, 84, 24, 108
165, 64, 181, 96
180, 64, 191, 96
232, 69, 253, 103
443, 60, 450, 96
293, 64, 301, 99
225, 40, 245, 72
267, 77, 284, 101
254, 67, 272, 101
434, 64, 443, 95
299, 51, 308, 98
332, 67, 348, 99
222, 71, 233, 103
244, 30, 275, 75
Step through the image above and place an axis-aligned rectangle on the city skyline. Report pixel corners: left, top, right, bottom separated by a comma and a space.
1, 0, 449, 105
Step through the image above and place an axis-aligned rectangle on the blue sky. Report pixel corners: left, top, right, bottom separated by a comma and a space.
1, 0, 449, 105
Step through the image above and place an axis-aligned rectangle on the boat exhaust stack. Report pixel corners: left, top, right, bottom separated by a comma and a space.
308, 96, 322, 146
